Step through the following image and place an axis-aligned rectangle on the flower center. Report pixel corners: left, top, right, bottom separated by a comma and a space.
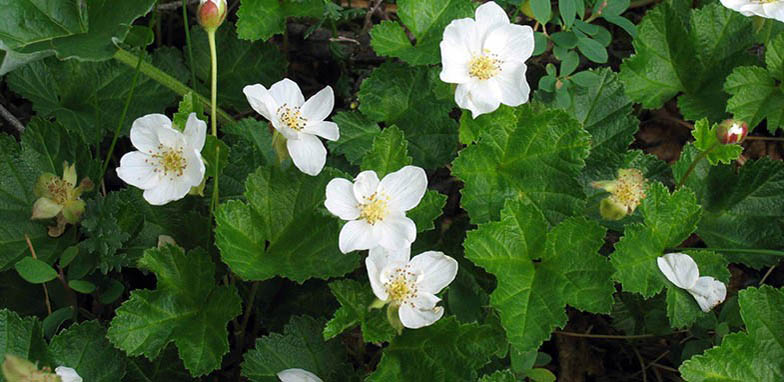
47, 178, 72, 205
384, 265, 418, 305
358, 192, 389, 225
610, 169, 646, 213
278, 105, 307, 132
149, 145, 187, 178
468, 54, 501, 80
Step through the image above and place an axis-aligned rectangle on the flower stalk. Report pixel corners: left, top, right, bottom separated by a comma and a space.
676, 142, 718, 189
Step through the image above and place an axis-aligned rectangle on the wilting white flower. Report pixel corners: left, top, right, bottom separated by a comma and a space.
439, 1, 535, 118
277, 368, 323, 382
720, 0, 784, 22
55, 366, 83, 382
324, 166, 427, 253
243, 79, 339, 176
366, 247, 458, 329
116, 113, 206, 206
657, 253, 727, 313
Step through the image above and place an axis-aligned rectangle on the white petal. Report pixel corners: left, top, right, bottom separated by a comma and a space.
439, 19, 477, 84
483, 24, 535, 64
370, 245, 411, 265
286, 134, 326, 176
353, 171, 380, 202
325, 178, 360, 220
409, 291, 441, 310
301, 86, 334, 122
688, 276, 727, 313
243, 84, 277, 122
270, 78, 305, 107
339, 220, 376, 253
657, 253, 699, 290
130, 114, 172, 152
156, 124, 187, 149
375, 214, 416, 250
408, 251, 458, 294
116, 151, 160, 189
378, 165, 428, 212
366, 250, 390, 301
455, 80, 501, 119
55, 366, 83, 382
184, 113, 207, 152
494, 62, 530, 107
277, 368, 323, 382
303, 121, 340, 141
399, 304, 444, 329
183, 149, 206, 187
475, 1, 510, 28
142, 177, 192, 206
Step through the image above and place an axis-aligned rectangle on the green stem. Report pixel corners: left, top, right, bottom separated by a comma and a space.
183, 0, 197, 87
101, 50, 145, 182
676, 143, 718, 189
670, 247, 784, 257
112, 48, 234, 126
207, 28, 220, 242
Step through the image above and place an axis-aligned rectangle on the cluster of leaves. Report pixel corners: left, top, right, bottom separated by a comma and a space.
0, 0, 782, 381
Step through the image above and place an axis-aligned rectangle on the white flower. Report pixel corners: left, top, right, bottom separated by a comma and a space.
439, 1, 535, 118
55, 366, 83, 382
324, 166, 427, 253
366, 247, 458, 329
721, 0, 784, 21
277, 368, 323, 382
116, 113, 206, 206
657, 253, 728, 313
243, 79, 339, 176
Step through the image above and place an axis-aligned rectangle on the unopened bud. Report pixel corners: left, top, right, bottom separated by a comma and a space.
197, 0, 227, 30
716, 119, 747, 144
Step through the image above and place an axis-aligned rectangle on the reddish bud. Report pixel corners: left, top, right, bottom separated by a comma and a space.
197, 0, 227, 29
716, 119, 748, 144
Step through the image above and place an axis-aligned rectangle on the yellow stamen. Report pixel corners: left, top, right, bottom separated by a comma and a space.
277, 104, 307, 131
468, 55, 501, 80
385, 266, 418, 306
358, 192, 389, 225
609, 169, 646, 213
148, 145, 187, 178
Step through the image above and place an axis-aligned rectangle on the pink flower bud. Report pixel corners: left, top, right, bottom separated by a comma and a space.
197, 0, 227, 29
716, 119, 748, 144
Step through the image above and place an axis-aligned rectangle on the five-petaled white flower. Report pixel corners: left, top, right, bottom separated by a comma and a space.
366, 246, 458, 329
55, 366, 83, 382
116, 113, 206, 206
721, 0, 784, 22
324, 166, 427, 253
657, 253, 727, 313
439, 1, 535, 118
243, 78, 339, 176
277, 368, 323, 382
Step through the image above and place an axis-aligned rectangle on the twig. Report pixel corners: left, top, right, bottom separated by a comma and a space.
651, 363, 679, 373
0, 103, 25, 133
632, 346, 648, 382
361, 0, 385, 34
554, 330, 688, 340
24, 235, 52, 315
760, 265, 777, 285
630, 0, 660, 10
158, 0, 197, 11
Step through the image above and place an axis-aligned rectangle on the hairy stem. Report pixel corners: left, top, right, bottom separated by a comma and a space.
112, 48, 234, 125
676, 143, 718, 189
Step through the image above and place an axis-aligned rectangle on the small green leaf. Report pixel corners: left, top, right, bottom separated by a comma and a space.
526, 368, 557, 382
99, 279, 125, 304
327, 111, 381, 165
531, 0, 552, 23
42, 307, 73, 339
533, 32, 548, 56
360, 126, 412, 178
237, 0, 325, 41
725, 66, 784, 134
551, 31, 578, 49
68, 280, 97, 294
560, 50, 579, 76
123, 26, 154, 48
15, 258, 57, 284
576, 36, 607, 63
559, 0, 577, 28
691, 119, 743, 165
323, 279, 396, 343
50, 321, 128, 382
59, 246, 79, 268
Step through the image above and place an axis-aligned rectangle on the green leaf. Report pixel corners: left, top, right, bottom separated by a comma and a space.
369, 0, 474, 65
464, 200, 613, 351
107, 246, 242, 377
171, 92, 205, 131
80, 193, 134, 273
620, 1, 754, 121
203, 136, 229, 177
358, 62, 458, 169
664, 250, 729, 328
125, 346, 191, 382
680, 285, 784, 381
360, 126, 412, 178
452, 104, 591, 225
0, 1, 87, 51
408, 191, 447, 233
215, 165, 359, 283
8, 53, 182, 145
691, 119, 743, 165
242, 315, 351, 381
559, 0, 577, 28
192, 23, 287, 111
673, 150, 784, 268
68, 280, 96, 294
480, 370, 517, 382
49, 321, 127, 382
20, 118, 100, 182
576, 36, 607, 63
531, 0, 552, 23
236, 0, 324, 41
724, 66, 784, 134
323, 279, 396, 343
327, 111, 381, 165
610, 182, 702, 297
458, 105, 516, 145
367, 317, 506, 381
0, 309, 48, 382
14, 257, 57, 284
766, 33, 784, 81
20, 0, 157, 61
